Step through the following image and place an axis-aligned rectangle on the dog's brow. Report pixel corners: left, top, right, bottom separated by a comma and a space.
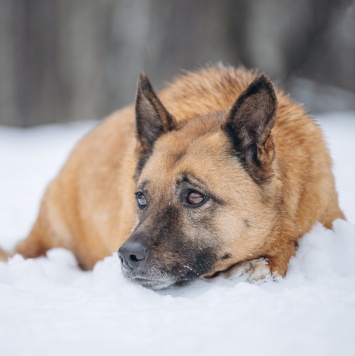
177, 172, 224, 205
138, 179, 150, 191
178, 172, 206, 188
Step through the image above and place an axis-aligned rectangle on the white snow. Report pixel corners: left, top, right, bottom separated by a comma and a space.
0, 113, 355, 356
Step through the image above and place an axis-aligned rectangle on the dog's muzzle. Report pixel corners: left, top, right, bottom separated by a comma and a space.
117, 241, 174, 290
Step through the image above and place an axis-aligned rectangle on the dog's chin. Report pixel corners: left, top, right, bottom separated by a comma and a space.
132, 277, 176, 290
121, 267, 176, 290
121, 266, 199, 291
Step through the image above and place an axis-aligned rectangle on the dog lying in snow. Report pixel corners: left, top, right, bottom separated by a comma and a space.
0, 65, 345, 290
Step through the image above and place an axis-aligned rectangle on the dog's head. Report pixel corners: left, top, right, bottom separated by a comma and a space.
118, 72, 280, 290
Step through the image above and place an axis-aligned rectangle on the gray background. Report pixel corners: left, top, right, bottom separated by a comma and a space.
1, 0, 354, 127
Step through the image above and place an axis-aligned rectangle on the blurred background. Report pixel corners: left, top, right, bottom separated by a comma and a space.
0, 0, 354, 127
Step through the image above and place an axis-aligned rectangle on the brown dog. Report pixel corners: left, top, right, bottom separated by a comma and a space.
1, 65, 345, 289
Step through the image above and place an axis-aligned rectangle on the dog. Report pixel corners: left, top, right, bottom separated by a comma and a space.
0, 65, 345, 290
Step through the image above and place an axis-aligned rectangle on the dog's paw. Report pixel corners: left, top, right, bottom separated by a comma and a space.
225, 258, 277, 284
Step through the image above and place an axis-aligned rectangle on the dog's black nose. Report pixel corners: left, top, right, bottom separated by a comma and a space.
118, 241, 148, 270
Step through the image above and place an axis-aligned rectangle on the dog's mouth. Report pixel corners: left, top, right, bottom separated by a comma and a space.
126, 266, 236, 290
120, 261, 208, 290
121, 262, 251, 290
119, 253, 250, 289
120, 264, 177, 290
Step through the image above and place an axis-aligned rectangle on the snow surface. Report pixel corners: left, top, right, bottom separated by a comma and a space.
0, 113, 355, 356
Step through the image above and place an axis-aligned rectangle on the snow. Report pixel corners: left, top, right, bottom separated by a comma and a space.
0, 113, 355, 356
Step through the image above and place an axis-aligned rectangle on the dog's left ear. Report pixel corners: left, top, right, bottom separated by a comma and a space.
135, 73, 176, 173
223, 74, 277, 182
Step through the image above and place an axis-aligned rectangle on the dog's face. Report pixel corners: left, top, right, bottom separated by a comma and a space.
118, 73, 280, 290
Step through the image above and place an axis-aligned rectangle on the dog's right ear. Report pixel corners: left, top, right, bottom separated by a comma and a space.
135, 73, 176, 173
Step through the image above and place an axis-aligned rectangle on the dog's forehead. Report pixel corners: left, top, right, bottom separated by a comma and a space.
140, 122, 223, 177
137, 119, 252, 193
161, 119, 227, 158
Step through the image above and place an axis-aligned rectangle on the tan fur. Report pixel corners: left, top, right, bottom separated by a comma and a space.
2, 66, 345, 278
0, 247, 8, 261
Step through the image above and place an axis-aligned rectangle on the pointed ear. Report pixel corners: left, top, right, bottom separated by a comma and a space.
135, 73, 176, 173
222, 74, 277, 182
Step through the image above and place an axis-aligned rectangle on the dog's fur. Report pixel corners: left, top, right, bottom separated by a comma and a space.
0, 65, 345, 289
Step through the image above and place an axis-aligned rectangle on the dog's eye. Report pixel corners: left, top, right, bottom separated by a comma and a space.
186, 190, 206, 206
136, 192, 147, 208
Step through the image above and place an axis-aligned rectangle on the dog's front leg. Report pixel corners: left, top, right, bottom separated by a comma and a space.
266, 241, 297, 277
